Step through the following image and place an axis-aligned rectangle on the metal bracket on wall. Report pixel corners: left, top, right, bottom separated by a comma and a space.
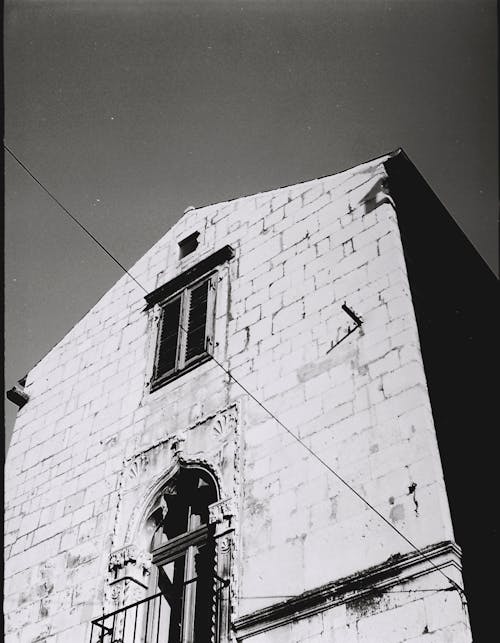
326, 303, 363, 354
108, 576, 149, 590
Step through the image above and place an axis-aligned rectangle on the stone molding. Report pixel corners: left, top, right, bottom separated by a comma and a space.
104, 403, 241, 625
143, 244, 235, 310
108, 544, 153, 575
113, 404, 239, 545
106, 544, 152, 609
234, 540, 463, 639
210, 496, 236, 643
209, 497, 235, 526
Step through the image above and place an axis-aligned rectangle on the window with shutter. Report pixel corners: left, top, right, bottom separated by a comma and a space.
150, 274, 216, 391
156, 297, 182, 378
185, 280, 209, 363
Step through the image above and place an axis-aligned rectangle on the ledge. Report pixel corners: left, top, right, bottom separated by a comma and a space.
233, 540, 462, 639
6, 381, 29, 409
144, 245, 234, 310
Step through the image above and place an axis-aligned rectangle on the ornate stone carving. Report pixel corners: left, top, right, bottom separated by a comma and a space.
127, 453, 150, 480
104, 403, 241, 631
108, 544, 152, 575
210, 408, 238, 436
179, 455, 224, 495
171, 432, 186, 457
209, 498, 235, 525
107, 545, 152, 609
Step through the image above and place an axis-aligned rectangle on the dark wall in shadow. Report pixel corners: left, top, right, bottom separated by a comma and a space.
386, 150, 498, 641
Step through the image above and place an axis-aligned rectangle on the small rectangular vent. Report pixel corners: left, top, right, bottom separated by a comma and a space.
179, 232, 200, 259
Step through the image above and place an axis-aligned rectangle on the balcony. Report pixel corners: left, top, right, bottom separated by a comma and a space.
91, 592, 168, 643
90, 580, 228, 643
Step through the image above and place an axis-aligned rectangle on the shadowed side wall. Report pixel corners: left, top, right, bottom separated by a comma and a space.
385, 150, 498, 641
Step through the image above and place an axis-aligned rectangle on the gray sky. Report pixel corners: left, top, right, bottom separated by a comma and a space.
4, 0, 498, 447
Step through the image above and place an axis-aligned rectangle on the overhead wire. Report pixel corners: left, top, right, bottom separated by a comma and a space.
208, 354, 464, 597
4, 143, 148, 295
4, 142, 465, 599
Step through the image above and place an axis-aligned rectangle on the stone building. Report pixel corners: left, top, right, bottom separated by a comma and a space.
6, 149, 494, 642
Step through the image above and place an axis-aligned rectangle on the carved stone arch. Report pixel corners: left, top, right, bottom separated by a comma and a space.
105, 405, 240, 641
114, 459, 232, 643
125, 458, 181, 549
177, 456, 224, 501
125, 454, 224, 549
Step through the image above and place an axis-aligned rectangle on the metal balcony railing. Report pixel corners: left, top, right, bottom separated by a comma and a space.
90, 582, 226, 643
90, 592, 177, 643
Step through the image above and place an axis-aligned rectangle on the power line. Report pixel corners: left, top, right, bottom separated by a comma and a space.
5, 142, 464, 599
3, 143, 147, 294
209, 354, 464, 597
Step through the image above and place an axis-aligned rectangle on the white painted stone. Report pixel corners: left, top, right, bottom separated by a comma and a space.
4, 156, 470, 642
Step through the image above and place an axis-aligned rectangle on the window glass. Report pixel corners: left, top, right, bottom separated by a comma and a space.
146, 469, 218, 643
155, 556, 185, 642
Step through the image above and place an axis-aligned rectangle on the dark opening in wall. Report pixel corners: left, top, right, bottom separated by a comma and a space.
178, 232, 200, 259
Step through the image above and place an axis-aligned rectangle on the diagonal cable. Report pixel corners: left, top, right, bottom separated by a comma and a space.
209, 353, 464, 597
4, 143, 147, 294
5, 141, 465, 598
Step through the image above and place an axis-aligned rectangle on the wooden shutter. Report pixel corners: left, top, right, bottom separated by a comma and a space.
155, 296, 182, 379
185, 280, 209, 363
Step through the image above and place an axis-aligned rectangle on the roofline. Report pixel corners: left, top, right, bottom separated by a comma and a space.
6, 148, 407, 388
384, 149, 497, 278
185, 148, 403, 213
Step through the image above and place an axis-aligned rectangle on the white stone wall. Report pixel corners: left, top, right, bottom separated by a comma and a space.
4, 154, 470, 642
248, 588, 471, 643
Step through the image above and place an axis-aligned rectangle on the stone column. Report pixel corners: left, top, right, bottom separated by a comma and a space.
209, 498, 235, 643
107, 544, 153, 642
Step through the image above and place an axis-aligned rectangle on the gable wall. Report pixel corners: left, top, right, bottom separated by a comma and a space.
5, 155, 469, 642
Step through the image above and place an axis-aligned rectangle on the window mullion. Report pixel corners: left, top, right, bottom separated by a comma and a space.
181, 544, 198, 643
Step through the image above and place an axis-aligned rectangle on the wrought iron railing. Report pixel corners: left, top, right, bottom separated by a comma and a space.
90, 582, 227, 643
90, 592, 173, 643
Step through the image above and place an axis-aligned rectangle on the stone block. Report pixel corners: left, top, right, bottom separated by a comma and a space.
272, 301, 304, 333
283, 219, 313, 249
356, 598, 427, 643
303, 184, 324, 205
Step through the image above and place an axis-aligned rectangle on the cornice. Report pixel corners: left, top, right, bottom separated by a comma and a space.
234, 540, 462, 639
144, 244, 235, 310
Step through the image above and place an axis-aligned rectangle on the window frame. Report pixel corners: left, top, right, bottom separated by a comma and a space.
145, 468, 219, 643
150, 271, 217, 392
148, 525, 214, 643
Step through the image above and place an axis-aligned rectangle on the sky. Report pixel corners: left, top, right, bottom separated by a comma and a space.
4, 0, 498, 448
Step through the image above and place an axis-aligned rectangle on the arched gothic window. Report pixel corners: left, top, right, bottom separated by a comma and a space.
143, 467, 219, 643
92, 465, 233, 643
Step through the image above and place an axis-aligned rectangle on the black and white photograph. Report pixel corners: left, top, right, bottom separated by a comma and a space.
4, 1, 497, 642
